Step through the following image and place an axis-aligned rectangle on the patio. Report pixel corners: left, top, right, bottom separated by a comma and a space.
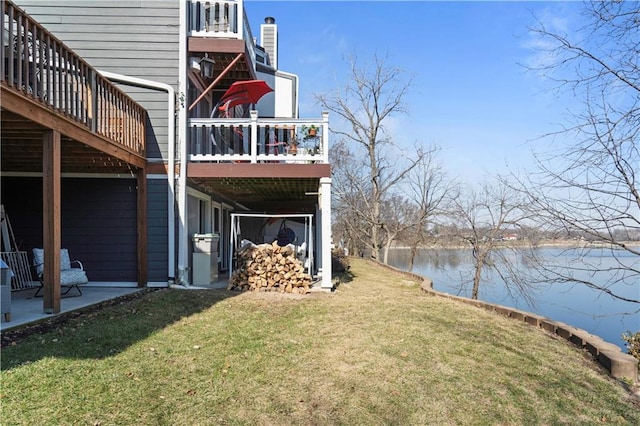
1, 286, 145, 332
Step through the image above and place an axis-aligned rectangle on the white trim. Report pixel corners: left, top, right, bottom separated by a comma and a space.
84, 282, 139, 288
147, 281, 171, 288
186, 186, 210, 200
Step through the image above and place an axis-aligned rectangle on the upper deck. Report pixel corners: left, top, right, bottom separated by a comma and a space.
1, 0, 147, 174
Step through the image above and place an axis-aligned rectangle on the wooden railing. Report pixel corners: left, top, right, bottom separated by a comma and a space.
189, 111, 329, 164
1, 0, 146, 156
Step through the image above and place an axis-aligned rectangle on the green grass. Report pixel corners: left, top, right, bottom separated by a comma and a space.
1, 258, 638, 425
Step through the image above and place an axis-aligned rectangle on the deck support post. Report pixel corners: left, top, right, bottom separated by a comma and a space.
42, 129, 61, 314
319, 177, 333, 290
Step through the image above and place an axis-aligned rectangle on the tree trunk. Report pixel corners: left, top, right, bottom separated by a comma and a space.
382, 235, 394, 264
472, 252, 486, 300
408, 245, 417, 272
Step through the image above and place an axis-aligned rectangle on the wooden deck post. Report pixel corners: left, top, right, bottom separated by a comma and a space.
42, 129, 61, 314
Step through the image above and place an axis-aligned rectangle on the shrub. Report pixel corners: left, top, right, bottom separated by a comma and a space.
622, 330, 640, 371
331, 248, 350, 273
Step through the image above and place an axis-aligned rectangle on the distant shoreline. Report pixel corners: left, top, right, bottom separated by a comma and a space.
390, 240, 640, 250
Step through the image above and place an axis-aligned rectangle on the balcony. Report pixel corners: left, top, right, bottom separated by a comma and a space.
1, 0, 147, 173
189, 111, 329, 164
188, 0, 257, 74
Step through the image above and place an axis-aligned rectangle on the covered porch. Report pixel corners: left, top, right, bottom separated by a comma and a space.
1, 1, 148, 315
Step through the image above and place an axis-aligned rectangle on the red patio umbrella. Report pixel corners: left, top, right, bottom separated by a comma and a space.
218, 79, 273, 108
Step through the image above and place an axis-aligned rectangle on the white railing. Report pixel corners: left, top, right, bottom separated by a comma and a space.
188, 1, 257, 71
189, 0, 239, 36
188, 111, 329, 164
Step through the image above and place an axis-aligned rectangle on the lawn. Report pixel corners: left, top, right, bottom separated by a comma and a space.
1, 258, 638, 425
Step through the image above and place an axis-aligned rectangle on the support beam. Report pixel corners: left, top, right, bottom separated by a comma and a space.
188, 53, 243, 111
137, 169, 148, 287
42, 130, 61, 314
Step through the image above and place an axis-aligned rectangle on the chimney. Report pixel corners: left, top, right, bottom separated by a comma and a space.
261, 16, 278, 69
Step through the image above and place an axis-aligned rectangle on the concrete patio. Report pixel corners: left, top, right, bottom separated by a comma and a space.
1, 285, 145, 332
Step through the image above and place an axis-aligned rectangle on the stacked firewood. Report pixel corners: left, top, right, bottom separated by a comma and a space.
227, 240, 312, 293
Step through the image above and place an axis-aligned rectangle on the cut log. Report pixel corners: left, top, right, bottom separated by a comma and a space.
228, 242, 311, 292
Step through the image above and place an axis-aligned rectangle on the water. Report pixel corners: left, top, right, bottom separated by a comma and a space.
387, 247, 639, 351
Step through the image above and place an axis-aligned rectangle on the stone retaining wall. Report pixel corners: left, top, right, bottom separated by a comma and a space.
372, 260, 638, 383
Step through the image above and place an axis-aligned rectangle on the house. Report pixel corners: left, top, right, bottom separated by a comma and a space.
0, 0, 333, 315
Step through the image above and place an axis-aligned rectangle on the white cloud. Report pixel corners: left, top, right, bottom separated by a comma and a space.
521, 4, 578, 72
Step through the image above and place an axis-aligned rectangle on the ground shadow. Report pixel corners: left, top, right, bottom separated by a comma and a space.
0, 287, 240, 369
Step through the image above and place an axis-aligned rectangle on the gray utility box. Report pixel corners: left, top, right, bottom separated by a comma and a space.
1, 264, 12, 322
192, 233, 219, 285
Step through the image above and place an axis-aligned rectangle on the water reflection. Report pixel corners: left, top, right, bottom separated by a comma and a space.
387, 247, 639, 351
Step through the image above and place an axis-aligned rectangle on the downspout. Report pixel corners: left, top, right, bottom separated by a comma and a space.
98, 70, 177, 286
177, 0, 189, 285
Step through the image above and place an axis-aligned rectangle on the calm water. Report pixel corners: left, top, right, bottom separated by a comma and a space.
387, 247, 639, 351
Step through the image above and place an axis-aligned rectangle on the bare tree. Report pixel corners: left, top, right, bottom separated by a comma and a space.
318, 54, 425, 261
385, 149, 455, 268
451, 180, 535, 302
330, 139, 371, 257
520, 1, 639, 305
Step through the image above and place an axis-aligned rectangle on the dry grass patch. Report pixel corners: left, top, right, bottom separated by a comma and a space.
1, 258, 638, 425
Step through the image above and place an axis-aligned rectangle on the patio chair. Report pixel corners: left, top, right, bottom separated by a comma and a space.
265, 128, 287, 155
32, 248, 88, 297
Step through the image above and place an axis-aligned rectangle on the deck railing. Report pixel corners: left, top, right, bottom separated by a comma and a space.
188, 0, 256, 71
1, 0, 146, 156
189, 111, 329, 164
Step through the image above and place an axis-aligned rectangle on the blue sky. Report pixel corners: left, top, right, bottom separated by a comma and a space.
246, 1, 584, 184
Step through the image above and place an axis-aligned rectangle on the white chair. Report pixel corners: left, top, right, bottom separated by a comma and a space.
32, 248, 88, 297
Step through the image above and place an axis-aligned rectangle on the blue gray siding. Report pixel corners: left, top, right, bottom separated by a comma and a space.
1, 176, 138, 282
147, 178, 170, 282
16, 0, 179, 161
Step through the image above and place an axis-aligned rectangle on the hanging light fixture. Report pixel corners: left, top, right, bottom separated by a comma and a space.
199, 53, 216, 79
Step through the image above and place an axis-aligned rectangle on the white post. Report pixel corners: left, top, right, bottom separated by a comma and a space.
321, 111, 329, 163
250, 110, 258, 163
319, 177, 333, 289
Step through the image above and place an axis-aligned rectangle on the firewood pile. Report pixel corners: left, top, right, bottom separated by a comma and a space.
227, 240, 312, 293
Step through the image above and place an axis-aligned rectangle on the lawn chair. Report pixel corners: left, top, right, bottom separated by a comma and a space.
32, 248, 88, 297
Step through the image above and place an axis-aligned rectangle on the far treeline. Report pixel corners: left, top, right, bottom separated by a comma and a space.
321, 1, 639, 309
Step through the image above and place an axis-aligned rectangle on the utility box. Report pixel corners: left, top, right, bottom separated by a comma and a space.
192, 233, 219, 284
1, 259, 12, 322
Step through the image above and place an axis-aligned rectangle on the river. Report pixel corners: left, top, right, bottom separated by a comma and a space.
387, 247, 639, 351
